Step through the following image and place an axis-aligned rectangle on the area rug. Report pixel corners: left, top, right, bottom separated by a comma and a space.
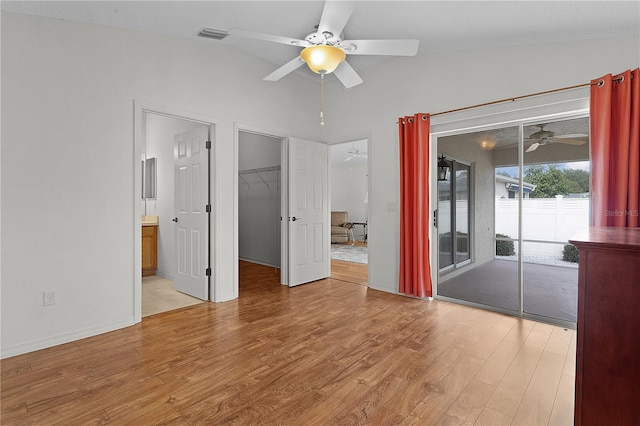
331, 244, 368, 264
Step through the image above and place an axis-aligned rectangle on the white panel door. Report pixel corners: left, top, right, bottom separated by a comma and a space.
288, 138, 329, 286
174, 126, 209, 300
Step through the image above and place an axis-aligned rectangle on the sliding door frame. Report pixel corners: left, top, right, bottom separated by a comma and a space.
430, 101, 589, 328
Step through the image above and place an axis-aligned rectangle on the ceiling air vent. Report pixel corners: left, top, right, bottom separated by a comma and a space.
198, 28, 228, 40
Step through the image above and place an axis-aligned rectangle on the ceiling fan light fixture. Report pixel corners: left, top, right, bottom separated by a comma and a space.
300, 45, 346, 74
479, 140, 497, 150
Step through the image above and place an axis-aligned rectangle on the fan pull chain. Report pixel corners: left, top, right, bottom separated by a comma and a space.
320, 73, 325, 126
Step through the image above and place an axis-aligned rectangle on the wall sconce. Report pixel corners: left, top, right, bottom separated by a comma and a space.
438, 155, 450, 181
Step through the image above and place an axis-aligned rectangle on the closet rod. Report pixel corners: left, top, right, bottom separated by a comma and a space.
239, 165, 281, 175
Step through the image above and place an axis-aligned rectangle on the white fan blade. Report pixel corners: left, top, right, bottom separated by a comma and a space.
344, 156, 353, 162
526, 142, 540, 153
264, 57, 306, 81
228, 28, 310, 47
339, 39, 419, 56
333, 60, 363, 89
556, 138, 587, 146
318, 1, 356, 37
556, 133, 588, 139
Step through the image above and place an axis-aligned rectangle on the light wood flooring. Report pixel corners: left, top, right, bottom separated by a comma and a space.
331, 258, 368, 286
1, 261, 575, 425
331, 240, 368, 286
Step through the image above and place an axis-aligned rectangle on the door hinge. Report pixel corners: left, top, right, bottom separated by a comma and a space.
206, 267, 211, 276
205, 140, 212, 149
433, 209, 438, 228
206, 204, 212, 213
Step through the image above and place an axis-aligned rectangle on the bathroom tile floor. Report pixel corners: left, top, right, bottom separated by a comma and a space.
142, 275, 203, 317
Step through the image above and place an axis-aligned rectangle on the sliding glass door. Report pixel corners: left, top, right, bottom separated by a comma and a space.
521, 118, 588, 322
435, 115, 588, 326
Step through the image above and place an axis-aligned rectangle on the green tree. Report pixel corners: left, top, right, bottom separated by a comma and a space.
563, 168, 590, 193
524, 164, 572, 198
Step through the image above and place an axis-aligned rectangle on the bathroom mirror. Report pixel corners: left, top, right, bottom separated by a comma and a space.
144, 157, 157, 199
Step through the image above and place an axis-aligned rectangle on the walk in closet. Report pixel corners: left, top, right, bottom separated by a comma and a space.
238, 131, 282, 268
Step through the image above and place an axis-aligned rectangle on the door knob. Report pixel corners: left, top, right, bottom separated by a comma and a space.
292, 216, 300, 221
172, 217, 178, 222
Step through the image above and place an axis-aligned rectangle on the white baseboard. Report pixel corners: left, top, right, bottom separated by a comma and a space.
0, 318, 135, 359
368, 281, 398, 294
239, 257, 280, 269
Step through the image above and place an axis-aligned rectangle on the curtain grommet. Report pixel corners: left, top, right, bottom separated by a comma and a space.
597, 79, 605, 87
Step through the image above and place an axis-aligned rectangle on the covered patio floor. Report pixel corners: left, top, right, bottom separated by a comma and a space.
438, 259, 578, 323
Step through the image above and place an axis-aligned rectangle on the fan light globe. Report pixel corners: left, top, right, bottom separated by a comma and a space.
300, 45, 346, 75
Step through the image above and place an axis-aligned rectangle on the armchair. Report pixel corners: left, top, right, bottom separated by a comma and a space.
331, 211, 354, 245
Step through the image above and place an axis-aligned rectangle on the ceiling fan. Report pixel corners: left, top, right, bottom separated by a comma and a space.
228, 1, 419, 89
345, 146, 367, 161
525, 124, 588, 152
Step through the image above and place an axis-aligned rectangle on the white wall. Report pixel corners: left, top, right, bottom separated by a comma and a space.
0, 11, 319, 357
238, 132, 281, 267
145, 114, 205, 280
320, 36, 639, 294
1, 9, 638, 356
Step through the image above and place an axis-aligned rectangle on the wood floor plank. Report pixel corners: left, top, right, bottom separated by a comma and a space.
473, 318, 536, 387
466, 316, 517, 360
548, 372, 575, 426
0, 261, 576, 425
484, 337, 548, 418
437, 379, 497, 425
512, 350, 566, 425
408, 354, 486, 424
474, 407, 514, 425
331, 258, 368, 285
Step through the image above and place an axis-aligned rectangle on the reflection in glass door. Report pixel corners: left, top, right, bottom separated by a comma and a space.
438, 158, 471, 273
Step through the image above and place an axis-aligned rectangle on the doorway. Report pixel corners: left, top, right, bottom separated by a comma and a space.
238, 131, 334, 289
136, 107, 213, 319
434, 114, 588, 327
329, 139, 369, 286
238, 130, 283, 290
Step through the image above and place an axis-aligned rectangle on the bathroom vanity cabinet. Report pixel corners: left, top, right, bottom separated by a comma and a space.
142, 224, 158, 276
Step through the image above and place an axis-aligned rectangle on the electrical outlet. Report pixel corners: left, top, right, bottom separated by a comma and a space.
43, 291, 56, 306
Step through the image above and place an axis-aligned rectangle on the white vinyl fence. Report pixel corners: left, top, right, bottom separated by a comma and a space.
496, 196, 590, 257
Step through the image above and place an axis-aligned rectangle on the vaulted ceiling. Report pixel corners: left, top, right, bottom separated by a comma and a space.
2, 1, 638, 82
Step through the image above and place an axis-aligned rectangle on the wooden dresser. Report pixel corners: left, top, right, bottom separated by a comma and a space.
569, 227, 640, 426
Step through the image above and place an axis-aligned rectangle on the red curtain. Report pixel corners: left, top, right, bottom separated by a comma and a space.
591, 69, 640, 227
398, 113, 432, 297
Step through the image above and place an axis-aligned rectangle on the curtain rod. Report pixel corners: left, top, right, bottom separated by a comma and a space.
398, 76, 624, 122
